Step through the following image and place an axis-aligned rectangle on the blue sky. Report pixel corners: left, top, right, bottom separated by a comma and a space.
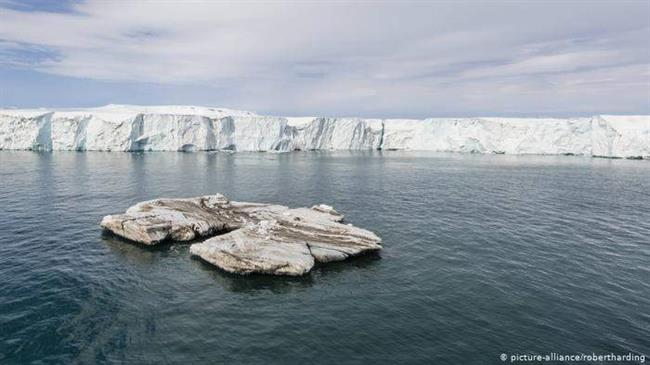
0, 0, 648, 117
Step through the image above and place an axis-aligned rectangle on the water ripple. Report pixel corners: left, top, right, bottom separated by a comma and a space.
0, 151, 648, 364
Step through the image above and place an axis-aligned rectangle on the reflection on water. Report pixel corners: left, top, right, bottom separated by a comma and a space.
190, 257, 317, 294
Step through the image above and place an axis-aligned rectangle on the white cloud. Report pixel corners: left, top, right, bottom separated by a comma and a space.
0, 0, 648, 115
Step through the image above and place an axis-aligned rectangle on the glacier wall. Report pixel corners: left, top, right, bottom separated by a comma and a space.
0, 105, 648, 158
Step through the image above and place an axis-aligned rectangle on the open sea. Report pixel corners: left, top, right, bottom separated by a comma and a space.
0, 151, 648, 364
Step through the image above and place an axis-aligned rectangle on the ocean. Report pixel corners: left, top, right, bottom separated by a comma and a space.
0, 151, 648, 364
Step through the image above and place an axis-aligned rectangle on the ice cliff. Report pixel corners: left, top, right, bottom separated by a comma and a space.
1, 105, 648, 158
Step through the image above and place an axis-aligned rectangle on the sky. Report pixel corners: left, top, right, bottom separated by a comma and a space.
0, 0, 648, 118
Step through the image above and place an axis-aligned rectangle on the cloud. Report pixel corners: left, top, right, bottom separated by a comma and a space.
0, 0, 648, 116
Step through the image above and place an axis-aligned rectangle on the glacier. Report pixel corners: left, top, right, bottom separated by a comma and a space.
0, 104, 648, 159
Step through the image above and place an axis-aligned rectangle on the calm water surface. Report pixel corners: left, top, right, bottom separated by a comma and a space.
0, 151, 648, 364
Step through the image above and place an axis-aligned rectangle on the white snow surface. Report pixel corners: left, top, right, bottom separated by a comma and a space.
0, 105, 648, 158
